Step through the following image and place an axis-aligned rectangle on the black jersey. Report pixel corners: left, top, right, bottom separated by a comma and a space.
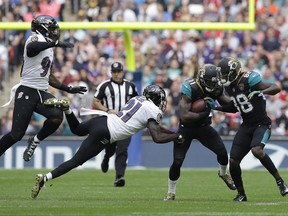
181, 78, 224, 127
225, 71, 271, 125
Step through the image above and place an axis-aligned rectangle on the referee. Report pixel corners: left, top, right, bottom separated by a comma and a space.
92, 61, 138, 187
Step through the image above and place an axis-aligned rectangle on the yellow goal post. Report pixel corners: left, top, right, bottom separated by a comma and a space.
0, 0, 255, 71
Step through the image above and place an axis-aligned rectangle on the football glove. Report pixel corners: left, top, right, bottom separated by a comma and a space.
67, 86, 87, 94
55, 40, 74, 48
248, 90, 263, 101
204, 97, 216, 109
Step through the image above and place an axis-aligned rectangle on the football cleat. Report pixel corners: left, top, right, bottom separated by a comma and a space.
163, 193, 175, 201
218, 171, 236, 190
233, 193, 247, 202
278, 182, 288, 196
31, 174, 45, 199
44, 98, 70, 111
114, 177, 125, 187
23, 137, 40, 162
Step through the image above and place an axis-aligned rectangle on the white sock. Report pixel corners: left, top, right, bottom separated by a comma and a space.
64, 108, 72, 115
219, 164, 228, 176
45, 172, 53, 181
34, 136, 40, 143
167, 178, 177, 194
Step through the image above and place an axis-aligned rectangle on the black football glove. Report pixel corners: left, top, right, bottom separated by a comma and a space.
55, 40, 74, 48
67, 86, 87, 94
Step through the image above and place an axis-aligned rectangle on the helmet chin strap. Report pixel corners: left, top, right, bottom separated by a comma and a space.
35, 30, 52, 42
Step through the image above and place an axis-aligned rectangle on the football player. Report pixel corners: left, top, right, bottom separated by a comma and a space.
164, 64, 236, 201
0, 15, 87, 163
31, 84, 184, 199
216, 56, 288, 201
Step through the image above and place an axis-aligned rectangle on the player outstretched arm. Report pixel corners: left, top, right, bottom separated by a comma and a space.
26, 40, 73, 57
147, 119, 182, 143
252, 82, 281, 95
214, 92, 238, 113
49, 72, 87, 94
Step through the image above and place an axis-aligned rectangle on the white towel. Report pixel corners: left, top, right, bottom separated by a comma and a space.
1, 83, 21, 108
80, 107, 108, 116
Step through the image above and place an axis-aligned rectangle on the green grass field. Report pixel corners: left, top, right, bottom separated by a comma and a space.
1, 169, 288, 216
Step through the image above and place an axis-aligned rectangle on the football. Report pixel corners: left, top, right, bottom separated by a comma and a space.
191, 99, 207, 112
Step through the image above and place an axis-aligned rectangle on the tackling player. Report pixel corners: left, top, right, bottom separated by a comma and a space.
31, 84, 184, 199
0, 15, 87, 162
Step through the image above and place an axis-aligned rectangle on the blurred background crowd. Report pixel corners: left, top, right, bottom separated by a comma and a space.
1, 0, 288, 137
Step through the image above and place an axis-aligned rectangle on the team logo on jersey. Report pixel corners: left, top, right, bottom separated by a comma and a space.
100, 138, 109, 145
31, 36, 38, 42
17, 92, 23, 99
238, 83, 244, 91
156, 113, 162, 124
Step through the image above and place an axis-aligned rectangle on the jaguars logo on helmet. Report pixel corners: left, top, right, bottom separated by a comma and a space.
218, 57, 242, 87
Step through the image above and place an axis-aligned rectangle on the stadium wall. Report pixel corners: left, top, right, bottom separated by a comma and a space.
1, 136, 288, 170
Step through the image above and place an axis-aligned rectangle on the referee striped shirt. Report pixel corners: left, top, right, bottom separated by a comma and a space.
94, 79, 138, 111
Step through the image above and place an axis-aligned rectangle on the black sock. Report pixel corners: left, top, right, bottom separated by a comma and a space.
276, 178, 284, 186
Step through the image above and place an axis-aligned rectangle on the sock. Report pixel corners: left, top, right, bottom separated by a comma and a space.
33, 136, 40, 143
167, 178, 177, 194
276, 178, 284, 186
45, 172, 53, 181
219, 164, 227, 176
64, 108, 72, 115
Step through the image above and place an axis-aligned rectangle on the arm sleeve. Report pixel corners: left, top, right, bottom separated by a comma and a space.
216, 101, 238, 113
26, 41, 55, 57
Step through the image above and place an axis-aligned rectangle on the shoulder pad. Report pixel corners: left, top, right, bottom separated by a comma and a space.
181, 81, 192, 99
247, 71, 261, 87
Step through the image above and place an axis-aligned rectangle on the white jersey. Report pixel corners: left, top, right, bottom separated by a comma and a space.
107, 96, 163, 143
20, 33, 54, 90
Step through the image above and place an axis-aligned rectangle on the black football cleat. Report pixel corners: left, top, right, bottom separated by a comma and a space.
278, 182, 288, 196
114, 177, 125, 187
233, 193, 247, 202
23, 137, 40, 162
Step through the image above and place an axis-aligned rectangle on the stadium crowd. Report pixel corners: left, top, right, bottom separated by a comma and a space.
1, 0, 288, 137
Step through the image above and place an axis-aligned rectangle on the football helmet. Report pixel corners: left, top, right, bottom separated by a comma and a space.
31, 15, 60, 42
143, 85, 167, 112
197, 64, 221, 93
218, 57, 242, 87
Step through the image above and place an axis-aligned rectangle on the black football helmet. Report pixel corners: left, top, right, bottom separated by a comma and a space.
218, 57, 242, 87
197, 64, 221, 93
31, 15, 60, 42
143, 85, 167, 112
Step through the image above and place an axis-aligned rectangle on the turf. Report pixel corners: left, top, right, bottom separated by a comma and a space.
1, 169, 288, 216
